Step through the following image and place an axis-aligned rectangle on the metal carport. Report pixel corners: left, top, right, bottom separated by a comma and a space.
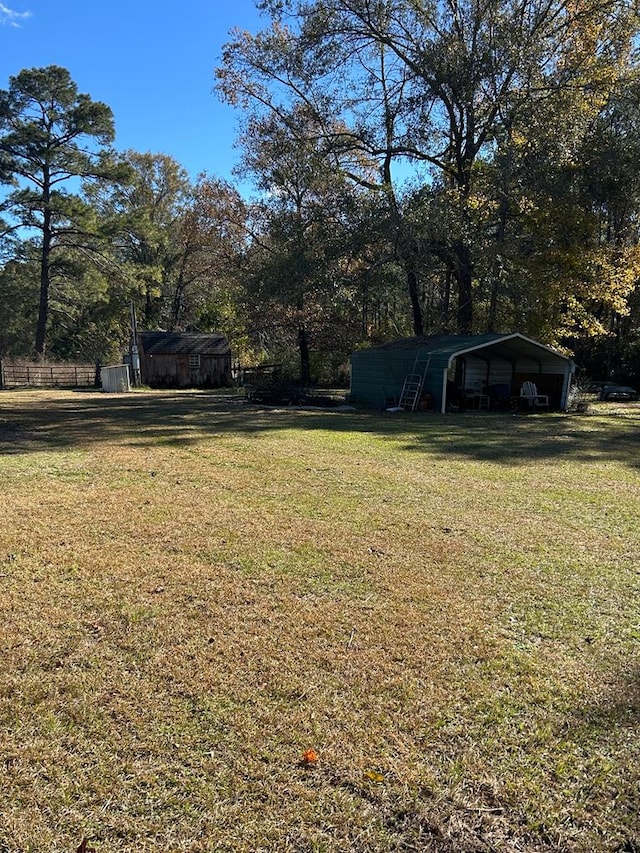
349, 334, 575, 413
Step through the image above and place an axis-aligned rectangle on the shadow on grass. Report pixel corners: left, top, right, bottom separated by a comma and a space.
582, 664, 640, 727
566, 663, 640, 849
402, 409, 640, 469
1, 389, 639, 471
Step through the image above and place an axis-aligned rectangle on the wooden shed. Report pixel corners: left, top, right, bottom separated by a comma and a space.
138, 332, 232, 389
350, 333, 575, 413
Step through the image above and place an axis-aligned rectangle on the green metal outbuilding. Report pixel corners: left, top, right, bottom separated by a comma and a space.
349, 333, 575, 413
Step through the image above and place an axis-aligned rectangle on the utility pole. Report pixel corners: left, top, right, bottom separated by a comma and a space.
130, 300, 141, 388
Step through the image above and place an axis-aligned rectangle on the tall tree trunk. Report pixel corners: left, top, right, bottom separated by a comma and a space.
170, 256, 190, 331
453, 241, 473, 334
442, 269, 452, 333
35, 199, 51, 361
143, 283, 155, 328
407, 264, 424, 336
298, 324, 310, 385
487, 276, 499, 334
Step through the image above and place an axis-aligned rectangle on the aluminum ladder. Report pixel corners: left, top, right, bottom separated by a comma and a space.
398, 354, 431, 411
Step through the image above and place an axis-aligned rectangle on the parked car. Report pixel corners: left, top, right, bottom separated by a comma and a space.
599, 384, 639, 401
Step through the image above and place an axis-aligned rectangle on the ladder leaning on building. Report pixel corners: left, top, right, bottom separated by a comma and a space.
398, 354, 432, 411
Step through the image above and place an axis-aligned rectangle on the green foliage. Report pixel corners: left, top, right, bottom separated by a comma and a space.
0, 257, 38, 355
217, 0, 640, 369
237, 105, 370, 381
0, 66, 121, 358
4, 18, 640, 386
87, 155, 248, 341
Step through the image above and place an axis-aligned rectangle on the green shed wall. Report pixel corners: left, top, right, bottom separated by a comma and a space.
350, 348, 420, 409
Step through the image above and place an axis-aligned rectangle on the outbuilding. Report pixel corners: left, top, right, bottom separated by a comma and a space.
138, 332, 232, 389
350, 333, 574, 413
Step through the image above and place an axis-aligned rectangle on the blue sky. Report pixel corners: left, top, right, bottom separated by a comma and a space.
0, 0, 265, 183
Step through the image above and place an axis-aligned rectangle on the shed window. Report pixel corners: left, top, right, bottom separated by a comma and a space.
189, 354, 201, 369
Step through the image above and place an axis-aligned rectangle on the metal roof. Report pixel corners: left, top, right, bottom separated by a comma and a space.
139, 332, 230, 356
363, 333, 571, 365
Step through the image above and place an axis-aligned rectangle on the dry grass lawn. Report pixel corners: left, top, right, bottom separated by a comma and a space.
0, 389, 638, 852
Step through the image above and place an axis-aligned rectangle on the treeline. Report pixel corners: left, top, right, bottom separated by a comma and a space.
2, 0, 640, 385
0, 67, 248, 369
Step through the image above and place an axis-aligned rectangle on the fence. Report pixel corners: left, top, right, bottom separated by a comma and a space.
100, 364, 131, 393
0, 360, 97, 390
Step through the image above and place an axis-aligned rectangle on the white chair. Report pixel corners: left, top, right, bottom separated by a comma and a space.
520, 381, 549, 411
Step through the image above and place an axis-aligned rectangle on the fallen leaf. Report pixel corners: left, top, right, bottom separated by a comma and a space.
364, 769, 385, 783
300, 748, 319, 765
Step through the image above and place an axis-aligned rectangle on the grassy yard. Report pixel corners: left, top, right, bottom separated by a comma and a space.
0, 389, 638, 852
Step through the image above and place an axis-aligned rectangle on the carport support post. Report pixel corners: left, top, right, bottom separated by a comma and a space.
440, 369, 448, 413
